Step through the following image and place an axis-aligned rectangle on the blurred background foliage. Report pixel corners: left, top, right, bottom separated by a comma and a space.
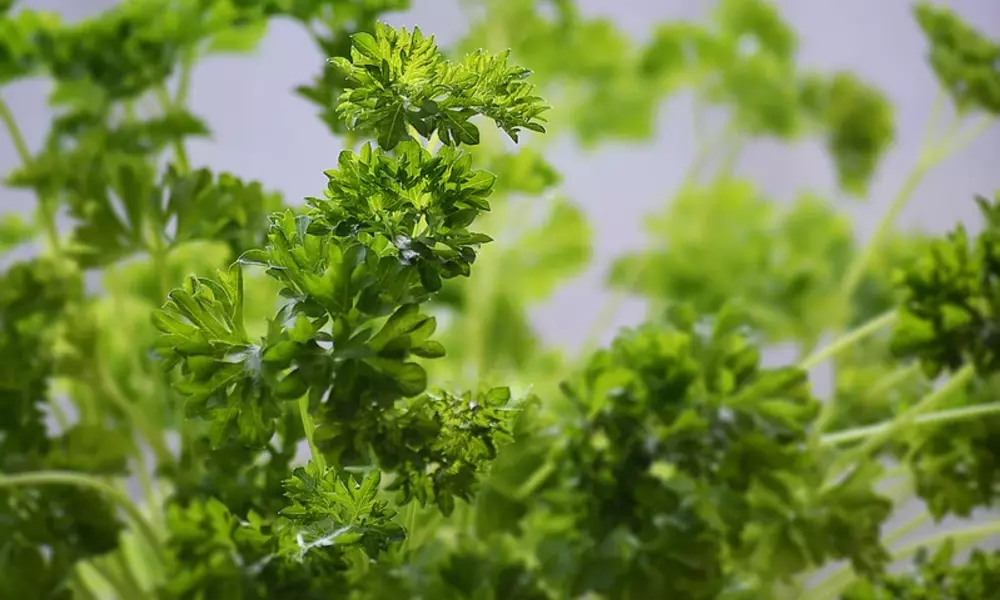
0, 0, 999, 598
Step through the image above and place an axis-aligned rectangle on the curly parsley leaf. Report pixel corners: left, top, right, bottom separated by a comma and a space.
843, 541, 1000, 599
914, 2, 1000, 115
332, 21, 549, 149
891, 193, 1000, 378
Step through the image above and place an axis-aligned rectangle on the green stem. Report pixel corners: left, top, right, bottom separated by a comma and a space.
806, 512, 994, 600
880, 477, 914, 507
148, 230, 172, 305
47, 397, 71, 431
840, 89, 945, 308
399, 500, 419, 555
70, 572, 101, 600
94, 364, 173, 467
36, 198, 62, 255
805, 512, 930, 600
891, 519, 1000, 561
886, 511, 931, 546
683, 113, 734, 186
800, 310, 898, 372
107, 553, 146, 599
865, 363, 922, 402
806, 310, 899, 435
298, 394, 325, 470
835, 102, 994, 328
932, 114, 995, 161
514, 460, 556, 500
175, 48, 196, 107
875, 463, 912, 506
821, 399, 1000, 447
80, 561, 131, 600
837, 164, 927, 304
577, 290, 626, 362
578, 116, 741, 361
155, 86, 190, 173
134, 452, 160, 517
716, 135, 744, 178
0, 93, 62, 254
684, 136, 714, 185
0, 470, 166, 563
0, 94, 30, 163
825, 364, 975, 479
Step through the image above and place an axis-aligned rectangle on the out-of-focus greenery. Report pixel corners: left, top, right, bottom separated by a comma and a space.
0, 1, 998, 599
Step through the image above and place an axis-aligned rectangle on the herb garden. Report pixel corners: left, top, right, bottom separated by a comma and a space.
1, 0, 999, 598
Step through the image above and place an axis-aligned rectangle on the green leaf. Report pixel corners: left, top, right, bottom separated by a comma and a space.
0, 212, 34, 252
335, 24, 548, 148
350, 32, 381, 60
207, 18, 268, 54
914, 2, 1000, 115
368, 304, 431, 351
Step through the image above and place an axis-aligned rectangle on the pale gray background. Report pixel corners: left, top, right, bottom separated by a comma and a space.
2, 0, 999, 576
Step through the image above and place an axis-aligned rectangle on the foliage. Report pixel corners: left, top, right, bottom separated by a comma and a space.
0, 1, 999, 599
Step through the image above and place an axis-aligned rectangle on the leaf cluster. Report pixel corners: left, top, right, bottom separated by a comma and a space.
2, 1, 1000, 599
892, 193, 1000, 378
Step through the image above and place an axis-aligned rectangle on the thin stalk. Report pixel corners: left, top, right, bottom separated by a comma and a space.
880, 477, 915, 508
0, 470, 166, 563
683, 134, 714, 186
836, 163, 931, 308
805, 519, 919, 600
47, 398, 71, 431
298, 393, 325, 470
84, 562, 132, 600
806, 512, 989, 600
577, 289, 627, 363
933, 114, 995, 161
399, 500, 419, 555
891, 519, 1000, 561
133, 453, 163, 530
0, 93, 62, 254
0, 94, 30, 163
821, 399, 1000, 447
148, 234, 172, 310
835, 101, 993, 327
875, 463, 912, 506
467, 227, 499, 380
577, 115, 741, 362
716, 134, 745, 178
805, 310, 899, 436
825, 364, 975, 479
94, 364, 173, 467
515, 460, 557, 500
684, 113, 735, 186
865, 363, 922, 402
886, 511, 932, 546
112, 552, 148, 598
70, 572, 101, 600
174, 47, 196, 107
832, 89, 941, 316
155, 86, 190, 173
800, 310, 898, 372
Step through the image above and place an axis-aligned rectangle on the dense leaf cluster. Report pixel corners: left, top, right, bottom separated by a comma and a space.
146, 22, 547, 596
844, 542, 1000, 600
0, 258, 129, 598
469, 307, 893, 599
609, 180, 912, 344
915, 2, 1000, 115
333, 23, 546, 149
892, 193, 1000, 378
